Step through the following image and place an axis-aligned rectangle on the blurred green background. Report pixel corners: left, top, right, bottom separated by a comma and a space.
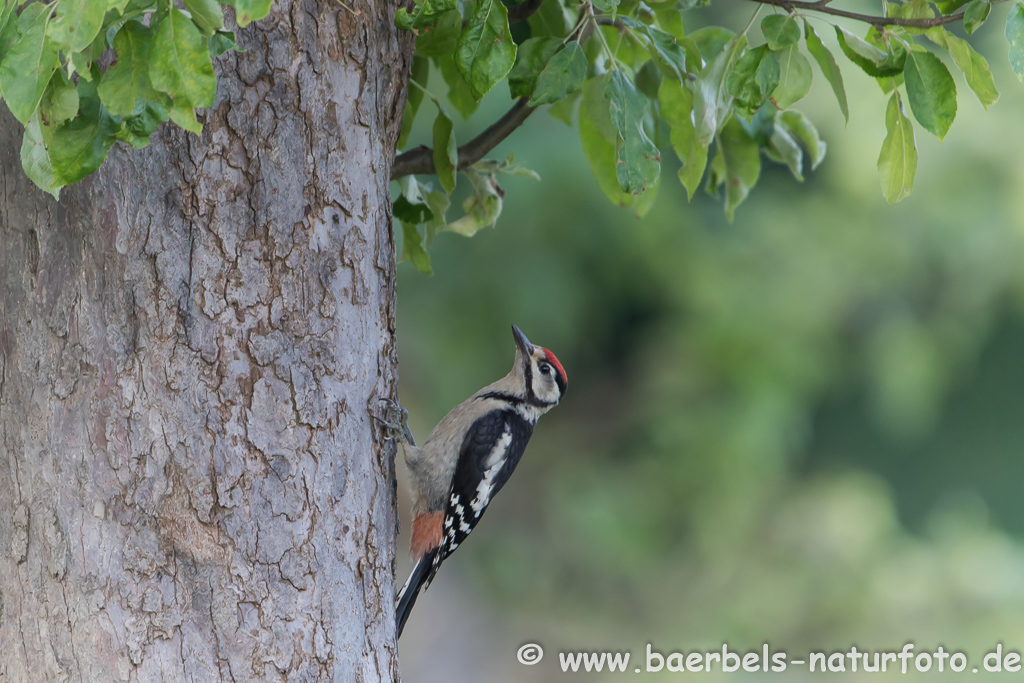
394, 4, 1024, 680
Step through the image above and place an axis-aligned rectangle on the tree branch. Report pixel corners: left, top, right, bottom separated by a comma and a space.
392, 10, 587, 181
391, 99, 536, 179
746, 0, 966, 28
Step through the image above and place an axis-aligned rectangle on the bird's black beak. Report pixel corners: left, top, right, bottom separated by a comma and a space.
512, 324, 534, 357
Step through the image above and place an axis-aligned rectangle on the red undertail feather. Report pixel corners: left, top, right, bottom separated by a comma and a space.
410, 511, 444, 560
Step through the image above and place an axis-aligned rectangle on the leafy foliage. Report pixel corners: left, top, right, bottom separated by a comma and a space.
392, 0, 1024, 272
1, 0, 1021, 241
0, 0, 268, 197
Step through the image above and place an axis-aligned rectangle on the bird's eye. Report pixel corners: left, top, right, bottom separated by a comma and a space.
539, 363, 551, 375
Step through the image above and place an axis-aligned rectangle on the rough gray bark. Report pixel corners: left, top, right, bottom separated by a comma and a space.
0, 0, 412, 680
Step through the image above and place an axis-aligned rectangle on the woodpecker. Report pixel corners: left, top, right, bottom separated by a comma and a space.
389, 325, 567, 639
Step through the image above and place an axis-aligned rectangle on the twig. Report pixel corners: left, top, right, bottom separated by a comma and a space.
390, 100, 536, 179
746, 0, 966, 28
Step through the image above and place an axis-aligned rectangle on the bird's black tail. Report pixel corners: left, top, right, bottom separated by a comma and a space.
396, 550, 436, 639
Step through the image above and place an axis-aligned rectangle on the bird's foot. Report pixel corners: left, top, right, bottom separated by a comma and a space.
373, 398, 416, 446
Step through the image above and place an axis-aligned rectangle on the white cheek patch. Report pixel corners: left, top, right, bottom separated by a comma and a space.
470, 427, 512, 518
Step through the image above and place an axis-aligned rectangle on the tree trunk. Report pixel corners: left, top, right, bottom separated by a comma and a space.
0, 1, 411, 680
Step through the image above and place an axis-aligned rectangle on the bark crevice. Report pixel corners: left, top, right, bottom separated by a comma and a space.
0, 0, 412, 680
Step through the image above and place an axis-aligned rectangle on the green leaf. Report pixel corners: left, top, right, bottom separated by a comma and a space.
641, 24, 693, 81
780, 109, 825, 169
209, 30, 238, 57
659, 78, 707, 200
690, 26, 735, 61
396, 173, 421, 199
765, 120, 802, 180
0, 0, 15, 47
963, 0, 990, 33
591, 0, 620, 12
394, 178, 440, 273
235, 0, 273, 27
635, 59, 663, 100
447, 165, 504, 236
437, 55, 479, 119
399, 56, 429, 149
606, 70, 660, 194
0, 5, 58, 125
40, 74, 80, 127
654, 7, 685, 40
422, 185, 451, 238
771, 45, 811, 109
0, 1, 19, 62
930, 29, 998, 107
397, 0, 456, 31
530, 43, 586, 106
1006, 2, 1024, 84
761, 15, 800, 50
169, 99, 203, 134
527, 0, 573, 39
548, 90, 579, 125
727, 45, 778, 116
693, 35, 747, 146
184, 0, 224, 35
400, 221, 433, 274
394, 182, 434, 224
415, 9, 461, 57
21, 112, 59, 198
117, 99, 170, 148
804, 20, 848, 123
432, 107, 457, 194
50, 0, 107, 51
508, 37, 561, 99
903, 50, 956, 139
599, 24, 647, 70
876, 73, 904, 94
708, 117, 760, 222
395, 176, 448, 245
149, 8, 217, 108
835, 26, 905, 77
472, 153, 541, 181
456, 0, 517, 100
631, 172, 658, 218
49, 80, 119, 186
580, 74, 634, 208
744, 103, 776, 146
99, 22, 161, 117
877, 93, 917, 204
835, 25, 884, 61
581, 74, 616, 143
70, 52, 93, 81
107, 0, 137, 17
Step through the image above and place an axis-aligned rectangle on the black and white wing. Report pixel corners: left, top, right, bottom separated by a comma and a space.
428, 408, 534, 581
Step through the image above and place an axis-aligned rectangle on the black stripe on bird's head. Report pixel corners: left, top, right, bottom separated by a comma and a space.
511, 324, 567, 406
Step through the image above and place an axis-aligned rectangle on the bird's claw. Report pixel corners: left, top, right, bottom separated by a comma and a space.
374, 397, 416, 446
